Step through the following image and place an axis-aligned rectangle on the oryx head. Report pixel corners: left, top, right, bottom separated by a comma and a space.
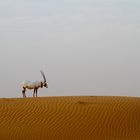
40, 70, 48, 88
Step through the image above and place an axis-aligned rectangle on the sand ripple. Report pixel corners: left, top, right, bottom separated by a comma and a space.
0, 96, 140, 140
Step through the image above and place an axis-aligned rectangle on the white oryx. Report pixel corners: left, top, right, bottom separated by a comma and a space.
21, 70, 48, 98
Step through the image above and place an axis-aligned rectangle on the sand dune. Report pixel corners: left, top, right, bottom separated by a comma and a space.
0, 96, 140, 140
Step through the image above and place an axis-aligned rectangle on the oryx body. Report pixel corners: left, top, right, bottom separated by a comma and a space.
21, 71, 48, 98
22, 81, 43, 89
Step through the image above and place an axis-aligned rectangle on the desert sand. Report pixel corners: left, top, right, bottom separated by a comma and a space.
0, 96, 140, 140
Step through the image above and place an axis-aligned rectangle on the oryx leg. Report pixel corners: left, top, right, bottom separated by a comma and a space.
22, 87, 26, 98
33, 88, 36, 97
35, 88, 38, 97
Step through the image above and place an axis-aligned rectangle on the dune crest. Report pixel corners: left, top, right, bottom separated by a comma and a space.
0, 96, 140, 140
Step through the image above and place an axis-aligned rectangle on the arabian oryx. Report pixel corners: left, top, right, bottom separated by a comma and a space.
21, 70, 48, 98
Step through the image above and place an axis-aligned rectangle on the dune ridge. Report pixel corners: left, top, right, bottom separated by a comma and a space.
0, 96, 140, 140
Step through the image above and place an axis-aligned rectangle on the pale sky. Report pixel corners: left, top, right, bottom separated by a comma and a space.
0, 0, 140, 98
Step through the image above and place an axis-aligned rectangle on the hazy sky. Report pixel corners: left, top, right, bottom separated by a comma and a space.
0, 0, 140, 98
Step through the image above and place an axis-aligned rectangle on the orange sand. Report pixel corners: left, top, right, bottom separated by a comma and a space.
0, 96, 140, 140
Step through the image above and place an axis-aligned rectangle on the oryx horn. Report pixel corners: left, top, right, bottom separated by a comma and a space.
40, 70, 46, 82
